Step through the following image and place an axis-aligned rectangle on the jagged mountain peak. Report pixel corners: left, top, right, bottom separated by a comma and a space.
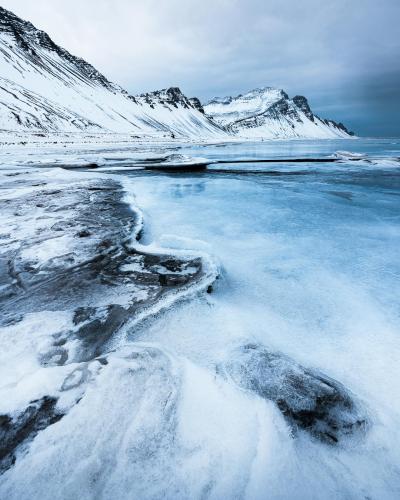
204, 85, 354, 138
206, 87, 288, 107
206, 95, 233, 106
292, 95, 314, 122
188, 97, 205, 114
241, 86, 289, 100
137, 87, 193, 110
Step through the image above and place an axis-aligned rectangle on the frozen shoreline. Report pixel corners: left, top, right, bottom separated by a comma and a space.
0, 130, 358, 148
1, 139, 399, 498
0, 164, 218, 476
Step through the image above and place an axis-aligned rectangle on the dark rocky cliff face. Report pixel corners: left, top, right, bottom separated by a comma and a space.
266, 98, 301, 121
293, 95, 315, 122
321, 118, 354, 135
292, 96, 354, 135
292, 95, 354, 135
137, 87, 202, 112
188, 97, 205, 114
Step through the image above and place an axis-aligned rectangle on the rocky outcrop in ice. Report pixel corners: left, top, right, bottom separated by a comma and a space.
0, 166, 218, 475
220, 343, 368, 444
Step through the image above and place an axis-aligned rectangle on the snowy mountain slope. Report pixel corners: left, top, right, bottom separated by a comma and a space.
204, 87, 354, 139
0, 7, 225, 138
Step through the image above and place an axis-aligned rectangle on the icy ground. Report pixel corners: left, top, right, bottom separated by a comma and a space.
0, 138, 400, 499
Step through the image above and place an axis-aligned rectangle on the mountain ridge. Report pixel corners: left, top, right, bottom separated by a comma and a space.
0, 6, 224, 138
204, 87, 354, 139
0, 7, 353, 140
0, 6, 119, 92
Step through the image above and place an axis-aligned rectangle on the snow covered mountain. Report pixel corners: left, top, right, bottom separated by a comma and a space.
0, 7, 353, 141
204, 87, 354, 139
0, 7, 224, 138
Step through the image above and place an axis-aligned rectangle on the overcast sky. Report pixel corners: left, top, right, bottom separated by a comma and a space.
2, 0, 399, 136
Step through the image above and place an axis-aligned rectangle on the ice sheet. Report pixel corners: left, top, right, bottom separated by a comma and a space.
1, 139, 400, 499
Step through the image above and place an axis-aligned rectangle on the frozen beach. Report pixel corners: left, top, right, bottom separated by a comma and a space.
1, 138, 400, 499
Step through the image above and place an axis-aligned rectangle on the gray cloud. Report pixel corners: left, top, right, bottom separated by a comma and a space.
2, 0, 399, 136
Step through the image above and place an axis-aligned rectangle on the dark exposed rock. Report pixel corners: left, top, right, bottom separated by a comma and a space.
73, 306, 98, 325
137, 87, 203, 113
0, 397, 64, 473
293, 95, 315, 122
76, 229, 91, 238
0, 175, 207, 366
0, 171, 215, 475
189, 97, 205, 114
320, 117, 354, 136
221, 343, 368, 444
266, 98, 300, 121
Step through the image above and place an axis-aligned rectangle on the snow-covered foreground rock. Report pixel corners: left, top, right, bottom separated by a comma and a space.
220, 343, 368, 444
205, 87, 354, 139
0, 165, 219, 486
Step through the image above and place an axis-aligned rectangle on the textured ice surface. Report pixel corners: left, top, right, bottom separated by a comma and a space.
1, 138, 400, 499
121, 139, 400, 498
0, 163, 217, 497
